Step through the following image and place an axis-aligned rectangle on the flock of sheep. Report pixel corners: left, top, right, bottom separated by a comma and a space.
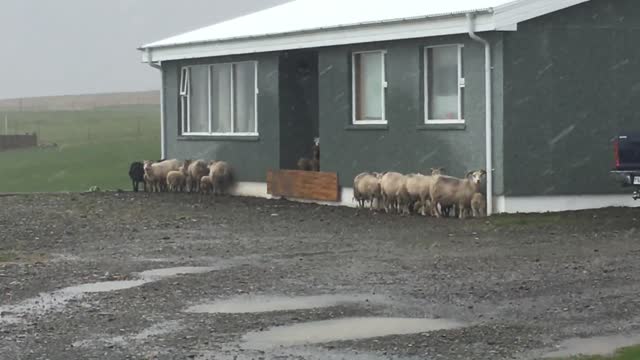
126, 146, 486, 219
128, 159, 234, 195
353, 168, 487, 219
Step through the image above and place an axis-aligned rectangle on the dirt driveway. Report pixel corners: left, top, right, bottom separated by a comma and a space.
1, 192, 640, 360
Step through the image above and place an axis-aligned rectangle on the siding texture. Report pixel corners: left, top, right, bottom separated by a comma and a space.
503, 0, 640, 196
318, 35, 503, 187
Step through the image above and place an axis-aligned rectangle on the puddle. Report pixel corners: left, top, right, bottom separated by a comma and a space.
542, 333, 640, 358
64, 280, 150, 294
242, 317, 466, 349
0, 266, 217, 324
137, 266, 216, 280
185, 294, 386, 314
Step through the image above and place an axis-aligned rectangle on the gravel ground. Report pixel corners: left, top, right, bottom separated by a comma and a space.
1, 192, 640, 360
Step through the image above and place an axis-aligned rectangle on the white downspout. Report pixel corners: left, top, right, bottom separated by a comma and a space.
466, 13, 493, 216
146, 49, 166, 160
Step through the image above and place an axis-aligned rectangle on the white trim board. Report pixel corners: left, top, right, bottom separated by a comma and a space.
230, 182, 639, 214
495, 195, 640, 214
229, 182, 358, 208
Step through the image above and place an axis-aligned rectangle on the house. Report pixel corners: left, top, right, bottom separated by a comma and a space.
139, 0, 640, 214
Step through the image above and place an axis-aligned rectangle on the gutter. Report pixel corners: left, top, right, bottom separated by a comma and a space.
466, 13, 493, 216
145, 49, 166, 159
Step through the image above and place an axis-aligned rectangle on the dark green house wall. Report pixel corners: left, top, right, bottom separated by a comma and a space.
317, 35, 504, 188
503, 0, 640, 196
162, 53, 280, 182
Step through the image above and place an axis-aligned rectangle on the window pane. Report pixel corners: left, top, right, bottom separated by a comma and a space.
427, 46, 459, 120
354, 52, 383, 121
189, 65, 209, 132
180, 68, 189, 95
211, 64, 232, 133
233, 62, 256, 133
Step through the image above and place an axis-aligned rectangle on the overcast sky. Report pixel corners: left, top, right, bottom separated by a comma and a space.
0, 0, 287, 100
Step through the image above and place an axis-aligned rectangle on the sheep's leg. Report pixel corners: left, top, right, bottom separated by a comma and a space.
419, 197, 426, 216
132, 180, 138, 192
458, 203, 467, 219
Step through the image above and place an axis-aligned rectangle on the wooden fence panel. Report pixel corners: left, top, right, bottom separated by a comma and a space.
267, 169, 340, 202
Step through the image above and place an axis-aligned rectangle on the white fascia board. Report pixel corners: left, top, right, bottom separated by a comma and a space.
492, 0, 589, 29
141, 12, 498, 63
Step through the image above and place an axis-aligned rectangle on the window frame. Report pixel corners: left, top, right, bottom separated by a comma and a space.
351, 50, 388, 125
424, 44, 465, 125
179, 60, 259, 137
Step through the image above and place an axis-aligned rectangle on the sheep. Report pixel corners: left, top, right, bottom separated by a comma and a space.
143, 159, 181, 192
401, 167, 446, 216
353, 172, 383, 210
166, 170, 187, 192
380, 172, 410, 214
430, 170, 487, 219
128, 161, 146, 192
208, 160, 234, 195
471, 192, 487, 217
199, 175, 213, 194
185, 159, 209, 193
297, 139, 320, 172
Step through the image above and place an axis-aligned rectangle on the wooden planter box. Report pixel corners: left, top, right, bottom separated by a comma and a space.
266, 169, 340, 202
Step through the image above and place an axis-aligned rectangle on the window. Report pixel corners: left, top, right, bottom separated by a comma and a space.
180, 61, 258, 136
352, 51, 386, 124
425, 45, 464, 123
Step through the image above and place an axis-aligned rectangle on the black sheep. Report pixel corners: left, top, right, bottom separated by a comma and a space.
128, 161, 146, 192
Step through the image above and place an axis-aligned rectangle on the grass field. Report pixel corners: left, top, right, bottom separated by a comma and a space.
0, 105, 160, 192
553, 345, 640, 360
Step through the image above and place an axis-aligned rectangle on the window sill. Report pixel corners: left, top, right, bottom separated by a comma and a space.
345, 123, 389, 131
178, 134, 260, 141
417, 123, 466, 131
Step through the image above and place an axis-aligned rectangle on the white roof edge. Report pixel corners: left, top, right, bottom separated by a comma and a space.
140, 0, 591, 63
139, 8, 494, 50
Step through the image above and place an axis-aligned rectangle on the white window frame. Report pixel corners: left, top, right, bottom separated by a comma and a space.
351, 50, 387, 125
424, 44, 465, 125
180, 61, 259, 137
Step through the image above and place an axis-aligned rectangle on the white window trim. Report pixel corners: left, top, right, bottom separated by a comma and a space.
424, 44, 465, 124
351, 50, 387, 125
180, 61, 259, 137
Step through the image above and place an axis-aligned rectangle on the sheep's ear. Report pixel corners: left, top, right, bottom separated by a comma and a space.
465, 171, 474, 178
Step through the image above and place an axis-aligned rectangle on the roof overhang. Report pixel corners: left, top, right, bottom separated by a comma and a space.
140, 0, 588, 63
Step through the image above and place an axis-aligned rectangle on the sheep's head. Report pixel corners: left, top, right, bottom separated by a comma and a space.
466, 169, 487, 184
143, 161, 154, 173
430, 167, 445, 176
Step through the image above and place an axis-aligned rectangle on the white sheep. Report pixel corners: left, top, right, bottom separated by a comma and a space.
199, 175, 213, 194
430, 170, 487, 219
353, 172, 383, 210
471, 192, 487, 217
166, 170, 186, 192
185, 159, 209, 193
143, 159, 181, 192
208, 161, 233, 195
380, 172, 410, 214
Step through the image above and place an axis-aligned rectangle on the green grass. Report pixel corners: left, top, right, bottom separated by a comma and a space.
0, 105, 160, 192
551, 345, 640, 360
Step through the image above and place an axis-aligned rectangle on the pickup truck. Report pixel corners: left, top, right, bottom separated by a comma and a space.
610, 133, 640, 200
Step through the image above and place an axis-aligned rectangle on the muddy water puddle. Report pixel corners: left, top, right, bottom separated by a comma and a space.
185, 294, 386, 314
242, 317, 466, 348
0, 266, 217, 324
543, 333, 640, 358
